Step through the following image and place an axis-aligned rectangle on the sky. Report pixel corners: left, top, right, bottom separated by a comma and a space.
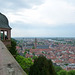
0, 0, 75, 37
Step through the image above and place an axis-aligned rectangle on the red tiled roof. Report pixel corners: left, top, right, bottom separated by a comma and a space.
68, 59, 75, 63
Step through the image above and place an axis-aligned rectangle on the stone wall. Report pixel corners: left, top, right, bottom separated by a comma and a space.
0, 40, 27, 75
2, 40, 11, 47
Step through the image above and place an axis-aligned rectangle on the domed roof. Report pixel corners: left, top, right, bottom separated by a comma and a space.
0, 13, 11, 29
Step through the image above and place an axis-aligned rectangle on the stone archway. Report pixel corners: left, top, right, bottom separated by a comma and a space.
0, 29, 11, 40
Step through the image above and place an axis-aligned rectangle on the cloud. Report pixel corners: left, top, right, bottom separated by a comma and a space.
0, 0, 75, 37
64, 0, 75, 6
38, 0, 75, 24
4, 0, 75, 27
0, 0, 44, 11
11, 21, 75, 37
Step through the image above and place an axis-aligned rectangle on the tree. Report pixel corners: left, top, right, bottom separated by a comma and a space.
25, 49, 30, 54
32, 56, 37, 60
32, 52, 35, 56
54, 66, 62, 73
29, 55, 57, 75
68, 70, 75, 75
23, 49, 30, 57
32, 46, 35, 49
8, 38, 18, 57
57, 70, 67, 75
16, 55, 33, 74
23, 51, 27, 57
48, 59, 57, 75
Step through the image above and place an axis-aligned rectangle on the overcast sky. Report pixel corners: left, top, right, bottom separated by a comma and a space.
0, 0, 75, 37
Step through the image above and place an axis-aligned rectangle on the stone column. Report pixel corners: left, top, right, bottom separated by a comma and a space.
3, 31, 5, 40
7, 30, 11, 40
0, 30, 1, 40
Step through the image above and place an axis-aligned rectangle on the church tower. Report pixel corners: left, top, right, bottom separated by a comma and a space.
34, 38, 37, 48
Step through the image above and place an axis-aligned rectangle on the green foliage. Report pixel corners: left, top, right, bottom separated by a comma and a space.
32, 46, 35, 49
25, 49, 30, 54
48, 59, 57, 75
57, 70, 67, 75
23, 49, 30, 57
8, 38, 17, 57
54, 66, 62, 73
55, 42, 59, 45
67, 41, 73, 44
32, 56, 37, 60
29, 55, 57, 75
68, 70, 75, 75
57, 70, 75, 75
23, 51, 27, 57
64, 63, 68, 66
42, 51, 45, 54
16, 55, 33, 74
32, 52, 35, 56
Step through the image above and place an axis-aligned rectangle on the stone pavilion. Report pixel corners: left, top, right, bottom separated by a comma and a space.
0, 13, 11, 46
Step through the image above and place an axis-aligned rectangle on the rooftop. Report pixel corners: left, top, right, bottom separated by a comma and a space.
0, 13, 11, 29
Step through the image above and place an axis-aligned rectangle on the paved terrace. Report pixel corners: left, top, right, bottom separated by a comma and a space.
0, 40, 27, 75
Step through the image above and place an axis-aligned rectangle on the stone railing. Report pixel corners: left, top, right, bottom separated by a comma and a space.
2, 40, 11, 47
0, 40, 27, 75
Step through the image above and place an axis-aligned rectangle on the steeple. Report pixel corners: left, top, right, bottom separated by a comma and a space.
35, 38, 37, 48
